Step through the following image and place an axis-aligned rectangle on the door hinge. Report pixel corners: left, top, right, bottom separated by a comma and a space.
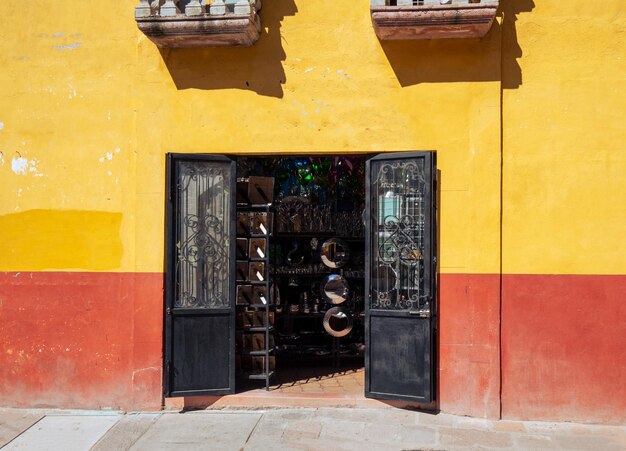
166, 307, 172, 315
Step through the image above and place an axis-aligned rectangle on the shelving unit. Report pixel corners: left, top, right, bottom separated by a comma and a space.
271, 231, 366, 368
234, 156, 368, 386
235, 204, 275, 390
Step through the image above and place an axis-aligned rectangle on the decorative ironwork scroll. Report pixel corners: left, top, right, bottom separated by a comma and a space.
370, 159, 428, 311
174, 160, 231, 309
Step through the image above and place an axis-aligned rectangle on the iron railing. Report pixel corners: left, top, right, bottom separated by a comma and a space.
371, 0, 498, 6
135, 0, 258, 18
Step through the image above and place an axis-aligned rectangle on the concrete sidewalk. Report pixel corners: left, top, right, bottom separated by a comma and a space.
1, 407, 624, 451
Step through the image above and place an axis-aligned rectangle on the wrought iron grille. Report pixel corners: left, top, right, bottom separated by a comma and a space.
370, 159, 428, 311
174, 160, 231, 309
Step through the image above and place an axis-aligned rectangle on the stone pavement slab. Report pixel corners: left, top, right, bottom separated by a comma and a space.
0, 409, 44, 447
130, 411, 262, 451
91, 413, 160, 451
0, 407, 625, 451
3, 414, 119, 451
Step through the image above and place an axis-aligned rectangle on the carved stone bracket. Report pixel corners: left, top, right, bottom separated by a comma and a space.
371, 1, 499, 40
136, 0, 261, 48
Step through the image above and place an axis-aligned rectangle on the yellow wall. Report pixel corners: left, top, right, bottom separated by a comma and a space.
0, 2, 138, 271
11, 1, 624, 277
502, 1, 626, 275
0, 0, 502, 275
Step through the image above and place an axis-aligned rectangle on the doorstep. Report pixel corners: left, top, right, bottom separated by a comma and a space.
164, 391, 433, 411
165, 367, 436, 411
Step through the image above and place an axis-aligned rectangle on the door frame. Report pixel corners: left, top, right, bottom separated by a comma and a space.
162, 151, 437, 400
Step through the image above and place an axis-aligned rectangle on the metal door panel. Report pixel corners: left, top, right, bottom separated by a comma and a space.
365, 151, 436, 403
165, 154, 236, 397
170, 315, 230, 395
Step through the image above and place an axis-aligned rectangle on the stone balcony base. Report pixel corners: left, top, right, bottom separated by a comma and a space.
136, 14, 261, 48
371, 3, 498, 40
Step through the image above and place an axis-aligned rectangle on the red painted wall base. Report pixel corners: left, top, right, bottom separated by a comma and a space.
0, 272, 163, 411
438, 274, 501, 419
1, 271, 624, 424
502, 274, 626, 424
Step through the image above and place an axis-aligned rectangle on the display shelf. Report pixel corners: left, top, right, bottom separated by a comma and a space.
240, 371, 275, 380
279, 312, 325, 319
236, 280, 268, 285
236, 203, 273, 209
240, 326, 274, 333
235, 203, 274, 390
248, 233, 271, 238
238, 349, 275, 356
274, 232, 364, 241
273, 272, 332, 277
247, 303, 273, 309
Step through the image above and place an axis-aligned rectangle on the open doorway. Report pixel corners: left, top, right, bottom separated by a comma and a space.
164, 151, 437, 405
235, 156, 367, 396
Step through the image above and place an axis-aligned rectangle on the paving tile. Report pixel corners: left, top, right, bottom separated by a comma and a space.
4, 414, 119, 451
268, 410, 315, 421
492, 420, 526, 432
363, 422, 438, 449
552, 433, 624, 451
130, 412, 262, 451
283, 419, 323, 439
0, 410, 44, 447
319, 418, 366, 441
91, 413, 160, 451
316, 407, 417, 425
510, 432, 559, 450
439, 426, 513, 449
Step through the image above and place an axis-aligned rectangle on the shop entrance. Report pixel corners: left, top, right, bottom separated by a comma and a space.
164, 152, 436, 404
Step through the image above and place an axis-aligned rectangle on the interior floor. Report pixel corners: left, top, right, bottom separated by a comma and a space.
238, 360, 364, 396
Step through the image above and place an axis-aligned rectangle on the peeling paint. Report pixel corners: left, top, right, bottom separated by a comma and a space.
11, 157, 43, 177
55, 42, 82, 50
11, 157, 28, 175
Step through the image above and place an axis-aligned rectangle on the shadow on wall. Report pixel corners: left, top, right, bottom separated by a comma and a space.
159, 0, 298, 98
501, 0, 535, 89
378, 0, 535, 88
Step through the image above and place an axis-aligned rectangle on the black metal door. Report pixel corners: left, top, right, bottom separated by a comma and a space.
165, 154, 236, 397
365, 151, 437, 403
